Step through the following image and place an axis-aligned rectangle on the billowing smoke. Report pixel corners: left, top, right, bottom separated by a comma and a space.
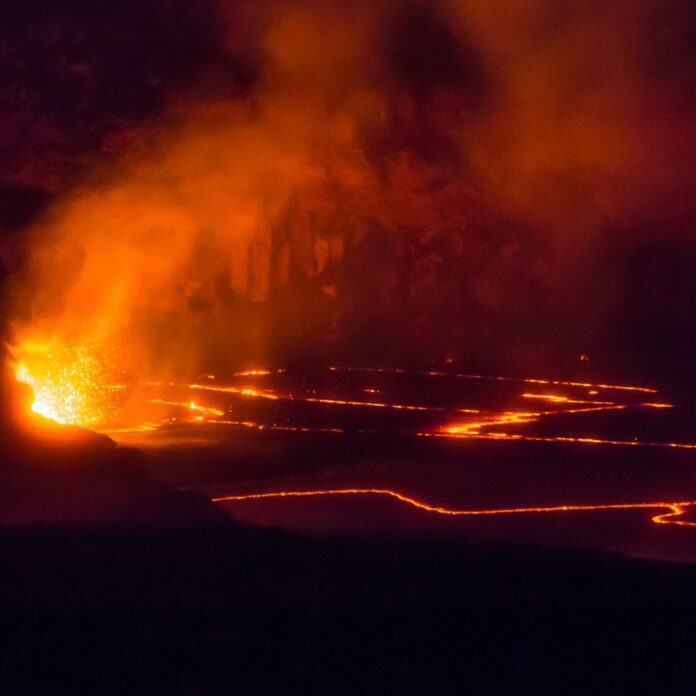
4, 0, 696, 418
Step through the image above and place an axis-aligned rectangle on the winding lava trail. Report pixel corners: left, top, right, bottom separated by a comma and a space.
136, 369, 696, 530
155, 371, 696, 450
212, 489, 696, 528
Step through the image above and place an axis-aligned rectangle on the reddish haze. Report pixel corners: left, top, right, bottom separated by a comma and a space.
4, 0, 696, 415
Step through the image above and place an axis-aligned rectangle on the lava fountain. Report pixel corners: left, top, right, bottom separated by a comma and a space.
12, 339, 126, 426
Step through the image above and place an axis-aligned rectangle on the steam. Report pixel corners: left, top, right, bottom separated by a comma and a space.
8, 0, 696, 393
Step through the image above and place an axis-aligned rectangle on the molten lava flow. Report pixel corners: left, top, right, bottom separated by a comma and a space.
212, 488, 696, 528
187, 382, 471, 412
13, 340, 125, 426
11, 351, 695, 461
422, 431, 696, 450
146, 398, 225, 420
130, 370, 694, 452
652, 505, 696, 527
232, 369, 281, 377
432, 396, 692, 450
521, 393, 614, 406
328, 366, 659, 394
213, 419, 345, 434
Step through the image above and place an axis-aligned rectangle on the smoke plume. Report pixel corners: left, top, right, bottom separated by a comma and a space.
5, 0, 696, 400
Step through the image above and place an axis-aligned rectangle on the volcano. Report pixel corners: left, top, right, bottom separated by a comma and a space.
2, 0, 696, 693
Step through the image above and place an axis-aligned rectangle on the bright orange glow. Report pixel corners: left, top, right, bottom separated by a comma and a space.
13, 340, 124, 425
10, 351, 690, 460
444, 412, 538, 435
521, 392, 613, 405
188, 401, 696, 451
652, 504, 696, 527
212, 488, 696, 528
188, 384, 280, 400
232, 369, 282, 377
437, 399, 686, 449
146, 398, 225, 419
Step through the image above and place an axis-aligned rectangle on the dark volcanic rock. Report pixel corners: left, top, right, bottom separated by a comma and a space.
0, 417, 224, 527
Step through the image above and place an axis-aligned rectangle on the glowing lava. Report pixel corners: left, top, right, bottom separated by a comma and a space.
212, 488, 696, 528
12, 353, 696, 456
13, 340, 124, 425
327, 366, 659, 393
12, 352, 696, 533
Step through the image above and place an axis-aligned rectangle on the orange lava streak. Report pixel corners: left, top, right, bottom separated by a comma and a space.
329, 366, 658, 394
188, 384, 280, 400
146, 398, 225, 418
188, 383, 466, 412
652, 505, 696, 527
438, 402, 684, 448
521, 393, 614, 406
446, 411, 541, 433
421, 430, 696, 450
212, 419, 345, 434
522, 378, 656, 394
538, 404, 630, 416
231, 369, 281, 377
211, 488, 696, 527
300, 396, 441, 412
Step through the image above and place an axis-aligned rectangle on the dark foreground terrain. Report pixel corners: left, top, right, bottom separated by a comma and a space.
3, 520, 696, 695
3, 372, 696, 694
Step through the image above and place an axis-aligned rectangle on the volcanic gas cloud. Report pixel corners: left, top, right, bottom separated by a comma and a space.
4, 0, 696, 426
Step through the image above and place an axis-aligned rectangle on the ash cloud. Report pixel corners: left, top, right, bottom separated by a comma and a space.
4, 0, 696, 392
